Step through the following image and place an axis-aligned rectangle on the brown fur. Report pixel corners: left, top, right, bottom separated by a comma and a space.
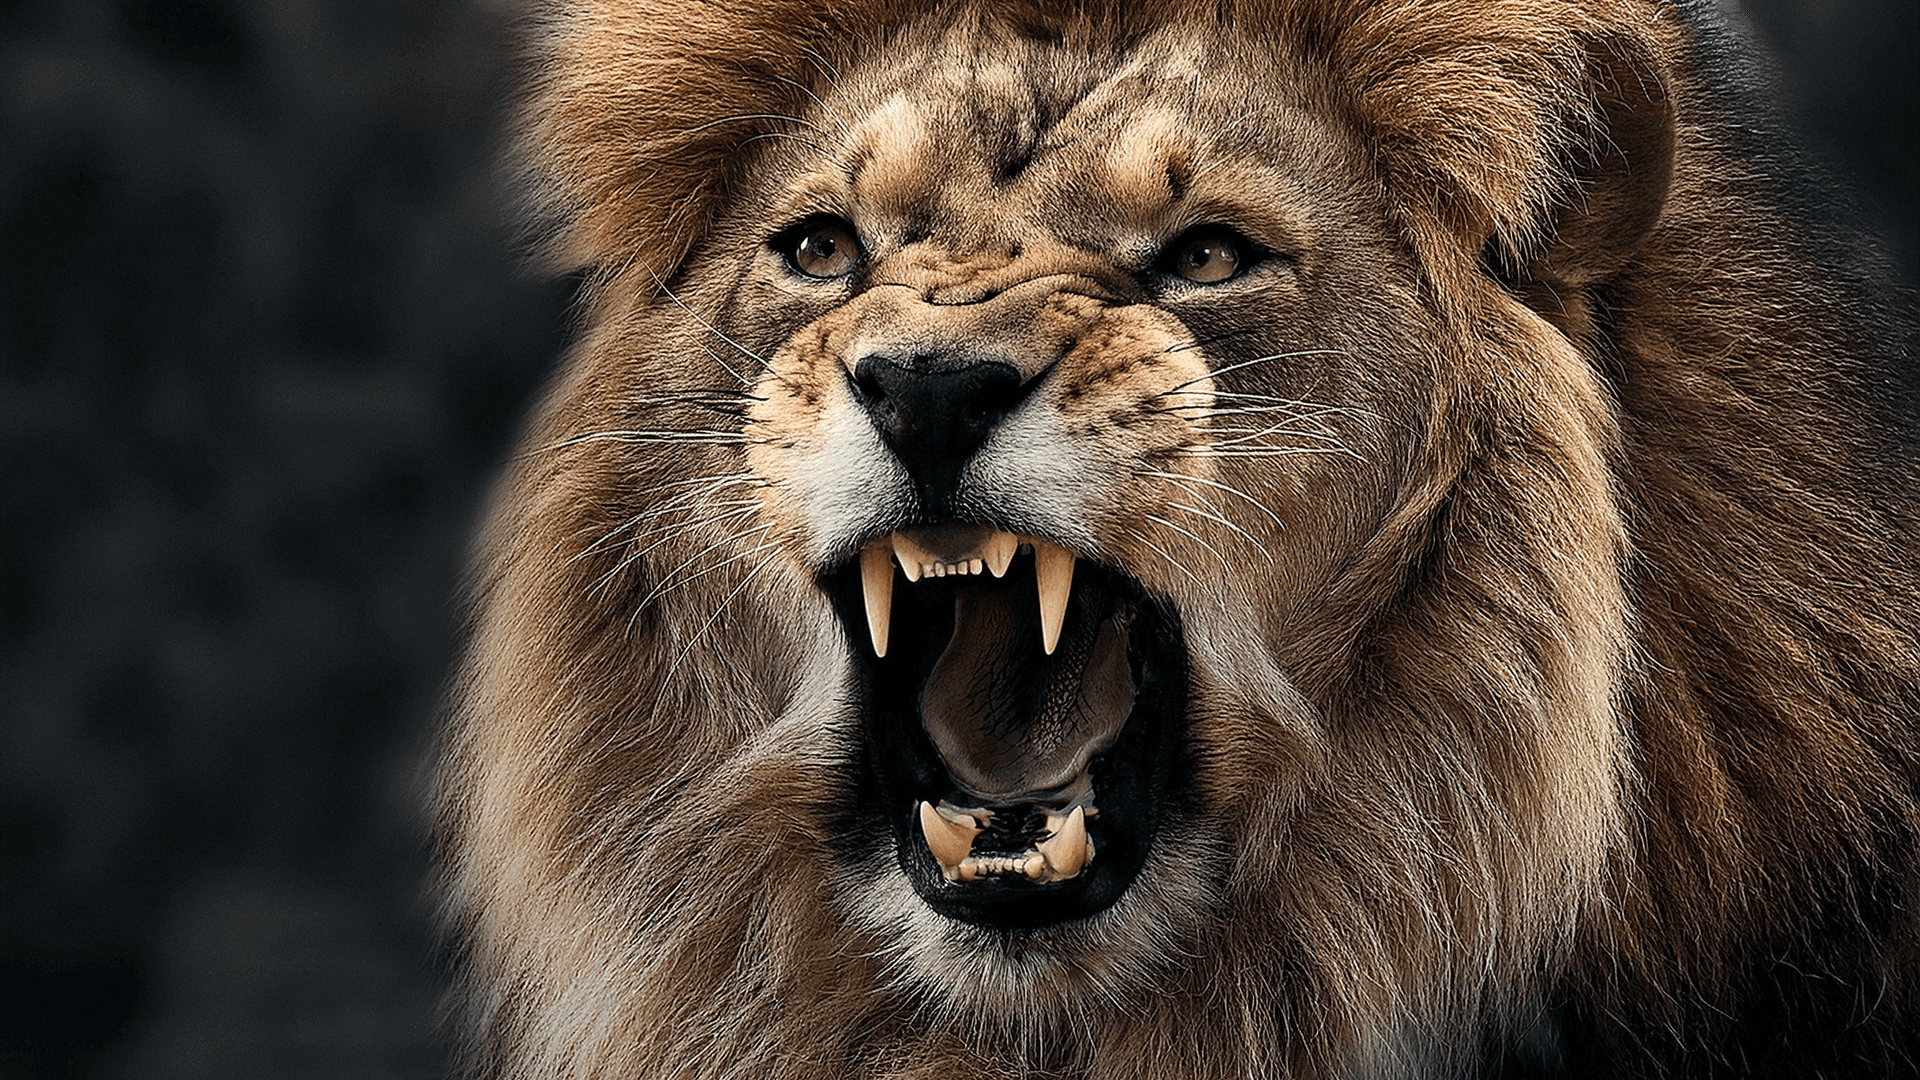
438, 1, 1920, 1076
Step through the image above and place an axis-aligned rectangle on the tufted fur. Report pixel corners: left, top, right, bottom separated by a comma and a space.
437, 1, 1919, 1076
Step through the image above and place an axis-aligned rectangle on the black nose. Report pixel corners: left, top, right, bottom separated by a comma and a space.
851, 353, 1027, 507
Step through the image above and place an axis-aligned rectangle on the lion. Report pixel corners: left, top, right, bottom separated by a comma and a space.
434, 1, 1920, 1076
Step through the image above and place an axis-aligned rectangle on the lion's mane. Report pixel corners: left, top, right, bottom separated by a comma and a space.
436, 2, 1919, 1076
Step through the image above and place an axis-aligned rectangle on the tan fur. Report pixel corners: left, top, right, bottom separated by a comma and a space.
439, 1, 1920, 1076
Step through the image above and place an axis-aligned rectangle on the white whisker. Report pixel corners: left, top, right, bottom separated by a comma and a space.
677, 111, 828, 137
634, 262, 775, 387
646, 545, 787, 725
772, 73, 853, 143
637, 531, 785, 614
1126, 527, 1204, 587
1195, 424, 1350, 448
635, 522, 776, 611
1166, 501, 1275, 562
538, 429, 750, 454
1143, 513, 1230, 571
1173, 445, 1362, 461
1136, 468, 1285, 526
591, 506, 761, 596
1156, 349, 1347, 397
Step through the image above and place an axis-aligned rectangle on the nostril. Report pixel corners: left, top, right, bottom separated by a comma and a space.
851, 366, 887, 405
969, 370, 1023, 419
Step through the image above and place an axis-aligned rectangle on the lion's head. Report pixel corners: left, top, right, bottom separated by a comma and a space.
440, 2, 1918, 1076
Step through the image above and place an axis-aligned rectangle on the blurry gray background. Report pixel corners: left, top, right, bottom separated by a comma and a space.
0, 1, 1912, 1077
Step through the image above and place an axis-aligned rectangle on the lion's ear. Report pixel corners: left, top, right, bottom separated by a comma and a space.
1524, 40, 1676, 290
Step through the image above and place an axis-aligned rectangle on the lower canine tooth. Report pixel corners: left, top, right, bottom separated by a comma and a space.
918, 800, 980, 870
859, 543, 894, 657
1033, 541, 1076, 655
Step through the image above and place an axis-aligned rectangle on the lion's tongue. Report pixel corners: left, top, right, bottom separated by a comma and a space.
920, 584, 1134, 803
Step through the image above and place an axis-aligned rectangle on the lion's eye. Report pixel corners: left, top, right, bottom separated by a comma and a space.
1163, 229, 1251, 284
782, 218, 863, 279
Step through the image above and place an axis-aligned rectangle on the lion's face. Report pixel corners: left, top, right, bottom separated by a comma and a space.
678, 22, 1439, 1006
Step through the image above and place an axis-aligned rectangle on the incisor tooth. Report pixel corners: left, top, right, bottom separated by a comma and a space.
983, 531, 1017, 577
859, 543, 893, 657
1033, 541, 1076, 655
1038, 805, 1091, 878
918, 800, 980, 870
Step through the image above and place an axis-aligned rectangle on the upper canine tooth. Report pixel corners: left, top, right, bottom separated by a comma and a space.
983, 531, 1017, 577
1033, 541, 1076, 655
859, 543, 894, 657
1038, 805, 1091, 879
918, 800, 980, 871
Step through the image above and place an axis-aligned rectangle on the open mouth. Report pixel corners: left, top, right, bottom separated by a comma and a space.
824, 524, 1192, 929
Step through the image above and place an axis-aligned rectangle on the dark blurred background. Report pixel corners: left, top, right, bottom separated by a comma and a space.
0, 2, 1912, 1078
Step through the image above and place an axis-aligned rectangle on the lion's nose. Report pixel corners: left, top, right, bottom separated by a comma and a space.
851, 353, 1028, 505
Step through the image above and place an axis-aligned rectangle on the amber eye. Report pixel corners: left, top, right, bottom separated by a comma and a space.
784, 218, 863, 279
1165, 229, 1249, 284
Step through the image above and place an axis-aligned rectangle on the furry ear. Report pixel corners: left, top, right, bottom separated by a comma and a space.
1526, 39, 1675, 289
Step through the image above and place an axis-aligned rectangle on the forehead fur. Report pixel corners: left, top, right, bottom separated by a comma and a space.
514, 0, 1641, 278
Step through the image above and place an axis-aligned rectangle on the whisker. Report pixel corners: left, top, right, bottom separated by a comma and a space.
1155, 400, 1357, 422
1166, 391, 1332, 408
1160, 327, 1261, 355
634, 486, 765, 531
635, 522, 775, 610
1166, 501, 1275, 563
1126, 527, 1204, 588
625, 388, 765, 409
772, 74, 853, 143
677, 111, 828, 137
591, 506, 762, 595
1172, 445, 1361, 460
629, 388, 765, 401
637, 529, 783, 613
1156, 349, 1347, 397
619, 505, 760, 559
1143, 513, 1231, 571
635, 262, 774, 385
569, 478, 761, 563
624, 500, 762, 544
1136, 468, 1286, 526
537, 430, 750, 454
646, 545, 787, 721
1194, 423, 1350, 447
796, 44, 845, 86
735, 131, 832, 156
